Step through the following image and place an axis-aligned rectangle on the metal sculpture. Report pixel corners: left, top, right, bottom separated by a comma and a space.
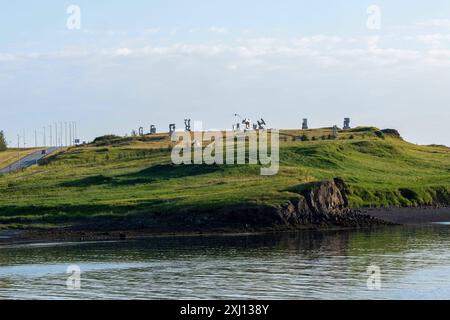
257, 118, 266, 130
184, 119, 191, 132
169, 124, 176, 134
343, 118, 351, 130
242, 118, 252, 130
302, 118, 308, 130
332, 125, 339, 138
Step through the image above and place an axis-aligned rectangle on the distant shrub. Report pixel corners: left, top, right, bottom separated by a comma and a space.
0, 130, 7, 151
381, 129, 402, 139
346, 126, 378, 133
93, 135, 120, 143
399, 188, 419, 202
300, 134, 309, 141
374, 130, 385, 140
92, 135, 123, 146
349, 135, 354, 140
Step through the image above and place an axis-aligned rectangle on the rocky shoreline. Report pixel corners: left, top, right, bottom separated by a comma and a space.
362, 206, 450, 224
276, 178, 388, 228
0, 179, 449, 245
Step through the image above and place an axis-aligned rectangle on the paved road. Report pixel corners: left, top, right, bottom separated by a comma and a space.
0, 147, 59, 175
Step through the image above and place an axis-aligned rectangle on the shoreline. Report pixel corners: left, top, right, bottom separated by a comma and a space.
0, 225, 361, 246
361, 206, 450, 225
0, 206, 449, 246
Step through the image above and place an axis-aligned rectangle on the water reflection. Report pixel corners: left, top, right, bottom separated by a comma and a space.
0, 226, 450, 299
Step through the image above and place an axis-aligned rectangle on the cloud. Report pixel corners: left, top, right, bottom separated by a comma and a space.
424, 49, 450, 66
143, 28, 160, 34
114, 48, 132, 56
416, 19, 450, 29
415, 34, 450, 48
80, 29, 129, 37
3, 34, 450, 71
208, 26, 228, 34
0, 53, 18, 62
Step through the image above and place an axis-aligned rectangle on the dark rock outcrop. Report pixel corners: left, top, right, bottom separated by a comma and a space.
277, 178, 387, 227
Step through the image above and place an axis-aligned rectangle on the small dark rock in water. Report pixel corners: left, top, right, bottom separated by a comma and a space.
119, 233, 127, 240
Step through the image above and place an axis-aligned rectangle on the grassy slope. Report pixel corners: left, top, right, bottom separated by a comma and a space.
0, 127, 448, 228
0, 148, 42, 168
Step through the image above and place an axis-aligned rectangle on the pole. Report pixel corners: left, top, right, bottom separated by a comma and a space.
17, 135, 20, 170
69, 122, 72, 146
74, 121, 77, 144
43, 126, 46, 147
65, 122, 67, 147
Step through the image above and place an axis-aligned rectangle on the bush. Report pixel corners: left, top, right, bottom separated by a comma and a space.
92, 135, 122, 144
300, 134, 309, 141
0, 131, 7, 151
381, 129, 402, 139
374, 130, 385, 139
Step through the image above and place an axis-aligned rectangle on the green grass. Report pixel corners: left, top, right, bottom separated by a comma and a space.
0, 127, 449, 228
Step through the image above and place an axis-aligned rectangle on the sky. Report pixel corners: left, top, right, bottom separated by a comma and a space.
1, 0, 450, 146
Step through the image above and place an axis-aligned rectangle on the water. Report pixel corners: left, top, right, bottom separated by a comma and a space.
1, 225, 450, 300
433, 222, 450, 225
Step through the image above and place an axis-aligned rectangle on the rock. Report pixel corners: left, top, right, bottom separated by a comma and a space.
333, 177, 349, 207
277, 178, 387, 227
304, 180, 347, 214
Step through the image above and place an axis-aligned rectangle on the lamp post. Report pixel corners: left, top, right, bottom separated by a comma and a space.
17, 135, 21, 172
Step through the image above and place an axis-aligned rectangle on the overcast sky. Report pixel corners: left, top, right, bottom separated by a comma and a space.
1, 0, 450, 146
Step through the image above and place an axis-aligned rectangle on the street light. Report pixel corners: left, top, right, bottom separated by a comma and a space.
17, 134, 21, 171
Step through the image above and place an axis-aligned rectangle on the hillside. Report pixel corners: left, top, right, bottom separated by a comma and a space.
0, 148, 43, 169
0, 127, 449, 231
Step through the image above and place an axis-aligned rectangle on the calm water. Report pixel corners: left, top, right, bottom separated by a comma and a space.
1, 225, 450, 300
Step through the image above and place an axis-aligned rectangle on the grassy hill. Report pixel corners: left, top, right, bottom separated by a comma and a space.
0, 127, 448, 229
0, 148, 43, 169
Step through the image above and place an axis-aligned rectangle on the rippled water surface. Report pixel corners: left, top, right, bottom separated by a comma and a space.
1, 225, 450, 299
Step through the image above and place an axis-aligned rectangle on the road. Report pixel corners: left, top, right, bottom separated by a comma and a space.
0, 147, 59, 175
